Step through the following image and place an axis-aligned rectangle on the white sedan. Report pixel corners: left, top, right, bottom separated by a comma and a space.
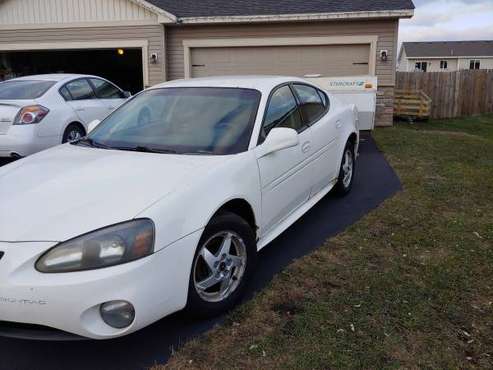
0, 74, 129, 158
0, 76, 359, 340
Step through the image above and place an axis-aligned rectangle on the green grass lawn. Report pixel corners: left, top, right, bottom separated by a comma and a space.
162, 115, 493, 369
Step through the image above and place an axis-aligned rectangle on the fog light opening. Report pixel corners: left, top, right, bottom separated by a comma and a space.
100, 301, 135, 329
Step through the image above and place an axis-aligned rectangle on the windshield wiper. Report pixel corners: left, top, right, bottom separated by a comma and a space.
71, 137, 112, 149
115, 146, 178, 154
181, 150, 217, 155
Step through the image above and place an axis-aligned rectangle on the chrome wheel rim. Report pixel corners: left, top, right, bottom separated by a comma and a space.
67, 129, 82, 142
342, 149, 354, 188
193, 231, 247, 303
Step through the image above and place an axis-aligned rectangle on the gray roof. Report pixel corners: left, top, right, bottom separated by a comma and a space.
147, 0, 415, 18
403, 41, 493, 58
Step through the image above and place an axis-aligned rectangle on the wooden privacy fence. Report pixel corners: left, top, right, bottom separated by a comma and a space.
394, 89, 432, 120
395, 70, 493, 119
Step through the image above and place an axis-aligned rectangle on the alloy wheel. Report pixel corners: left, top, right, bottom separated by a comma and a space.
193, 231, 247, 303
342, 149, 354, 188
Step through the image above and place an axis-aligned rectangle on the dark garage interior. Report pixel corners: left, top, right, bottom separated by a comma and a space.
0, 48, 144, 94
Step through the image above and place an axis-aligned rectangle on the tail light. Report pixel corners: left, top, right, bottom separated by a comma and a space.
13, 105, 50, 125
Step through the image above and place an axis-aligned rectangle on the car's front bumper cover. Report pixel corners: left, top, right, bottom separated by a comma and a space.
0, 230, 201, 340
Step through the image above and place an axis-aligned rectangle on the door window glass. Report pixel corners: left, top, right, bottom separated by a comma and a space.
90, 78, 124, 99
292, 84, 326, 124
65, 79, 96, 100
261, 85, 303, 140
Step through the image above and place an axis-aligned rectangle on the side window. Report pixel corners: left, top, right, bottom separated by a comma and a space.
317, 89, 330, 109
292, 84, 326, 125
90, 78, 124, 99
59, 86, 72, 101
64, 79, 95, 100
261, 85, 304, 141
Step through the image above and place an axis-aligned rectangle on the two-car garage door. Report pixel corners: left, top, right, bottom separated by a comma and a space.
190, 44, 371, 78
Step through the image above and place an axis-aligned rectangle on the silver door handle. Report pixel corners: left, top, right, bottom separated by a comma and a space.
301, 141, 311, 153
336, 120, 342, 129
76, 108, 85, 112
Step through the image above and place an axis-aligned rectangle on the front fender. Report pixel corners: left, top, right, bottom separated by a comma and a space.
138, 151, 262, 252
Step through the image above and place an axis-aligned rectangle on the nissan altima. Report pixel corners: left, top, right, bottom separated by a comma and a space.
0, 76, 359, 339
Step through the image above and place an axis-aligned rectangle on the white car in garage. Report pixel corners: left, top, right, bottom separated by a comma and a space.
0, 74, 129, 158
0, 76, 358, 340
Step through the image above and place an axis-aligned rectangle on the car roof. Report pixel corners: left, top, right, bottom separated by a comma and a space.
153, 75, 311, 93
11, 74, 99, 83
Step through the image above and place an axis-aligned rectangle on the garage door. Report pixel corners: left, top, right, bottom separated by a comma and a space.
190, 44, 370, 78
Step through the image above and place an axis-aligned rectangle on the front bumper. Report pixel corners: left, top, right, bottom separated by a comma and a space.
0, 230, 201, 340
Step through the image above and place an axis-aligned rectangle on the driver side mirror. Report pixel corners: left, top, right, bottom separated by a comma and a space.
258, 127, 299, 158
87, 119, 101, 133
123, 91, 132, 98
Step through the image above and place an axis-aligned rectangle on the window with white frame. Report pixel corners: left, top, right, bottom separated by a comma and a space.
415, 61, 428, 72
470, 60, 481, 70
440, 60, 448, 70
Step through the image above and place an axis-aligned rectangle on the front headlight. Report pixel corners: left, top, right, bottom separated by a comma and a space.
36, 219, 155, 273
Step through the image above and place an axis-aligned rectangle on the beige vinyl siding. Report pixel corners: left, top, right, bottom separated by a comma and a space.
0, 0, 158, 27
166, 20, 398, 86
190, 44, 371, 78
0, 25, 166, 86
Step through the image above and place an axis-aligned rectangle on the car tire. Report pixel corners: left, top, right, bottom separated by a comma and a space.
62, 123, 86, 143
186, 211, 257, 318
334, 141, 356, 196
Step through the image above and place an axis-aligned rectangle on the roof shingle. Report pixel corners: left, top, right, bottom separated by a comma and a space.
403, 41, 493, 58
147, 0, 415, 18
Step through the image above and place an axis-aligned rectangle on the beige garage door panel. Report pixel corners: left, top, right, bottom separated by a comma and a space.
191, 44, 370, 78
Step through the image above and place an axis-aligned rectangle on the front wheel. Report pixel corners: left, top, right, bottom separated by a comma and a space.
186, 212, 257, 318
334, 142, 356, 196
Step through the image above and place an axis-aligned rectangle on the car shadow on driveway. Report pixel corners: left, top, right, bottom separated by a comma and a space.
0, 134, 401, 370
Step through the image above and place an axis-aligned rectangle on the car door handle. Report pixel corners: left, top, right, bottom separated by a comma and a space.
301, 141, 311, 153
75, 108, 85, 112
336, 120, 343, 129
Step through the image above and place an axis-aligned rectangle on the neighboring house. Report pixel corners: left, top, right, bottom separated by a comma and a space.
0, 0, 415, 126
398, 40, 493, 72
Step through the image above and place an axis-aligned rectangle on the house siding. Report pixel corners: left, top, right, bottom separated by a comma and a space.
0, 25, 166, 87
0, 0, 158, 27
399, 57, 493, 72
165, 20, 398, 126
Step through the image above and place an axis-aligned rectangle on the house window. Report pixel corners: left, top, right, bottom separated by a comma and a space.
415, 61, 428, 72
469, 60, 481, 70
440, 61, 448, 70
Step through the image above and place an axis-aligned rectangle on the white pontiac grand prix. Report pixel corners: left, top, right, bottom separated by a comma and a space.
0, 76, 359, 340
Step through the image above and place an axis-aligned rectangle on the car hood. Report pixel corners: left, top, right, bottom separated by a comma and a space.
0, 144, 228, 242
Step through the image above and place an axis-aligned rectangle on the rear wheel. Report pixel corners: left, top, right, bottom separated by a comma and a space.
186, 212, 257, 318
62, 123, 85, 143
334, 142, 355, 196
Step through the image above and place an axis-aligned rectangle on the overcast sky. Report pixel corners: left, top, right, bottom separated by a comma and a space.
399, 0, 493, 44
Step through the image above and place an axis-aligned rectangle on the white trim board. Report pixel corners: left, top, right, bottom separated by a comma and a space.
179, 9, 414, 24
0, 40, 150, 87
129, 0, 177, 23
182, 36, 378, 79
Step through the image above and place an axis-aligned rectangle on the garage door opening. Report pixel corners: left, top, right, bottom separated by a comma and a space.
0, 48, 143, 94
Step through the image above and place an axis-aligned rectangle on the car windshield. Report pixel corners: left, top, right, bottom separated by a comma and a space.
0, 80, 56, 99
87, 87, 261, 155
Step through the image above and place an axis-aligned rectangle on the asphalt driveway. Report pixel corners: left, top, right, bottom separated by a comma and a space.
0, 134, 401, 370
